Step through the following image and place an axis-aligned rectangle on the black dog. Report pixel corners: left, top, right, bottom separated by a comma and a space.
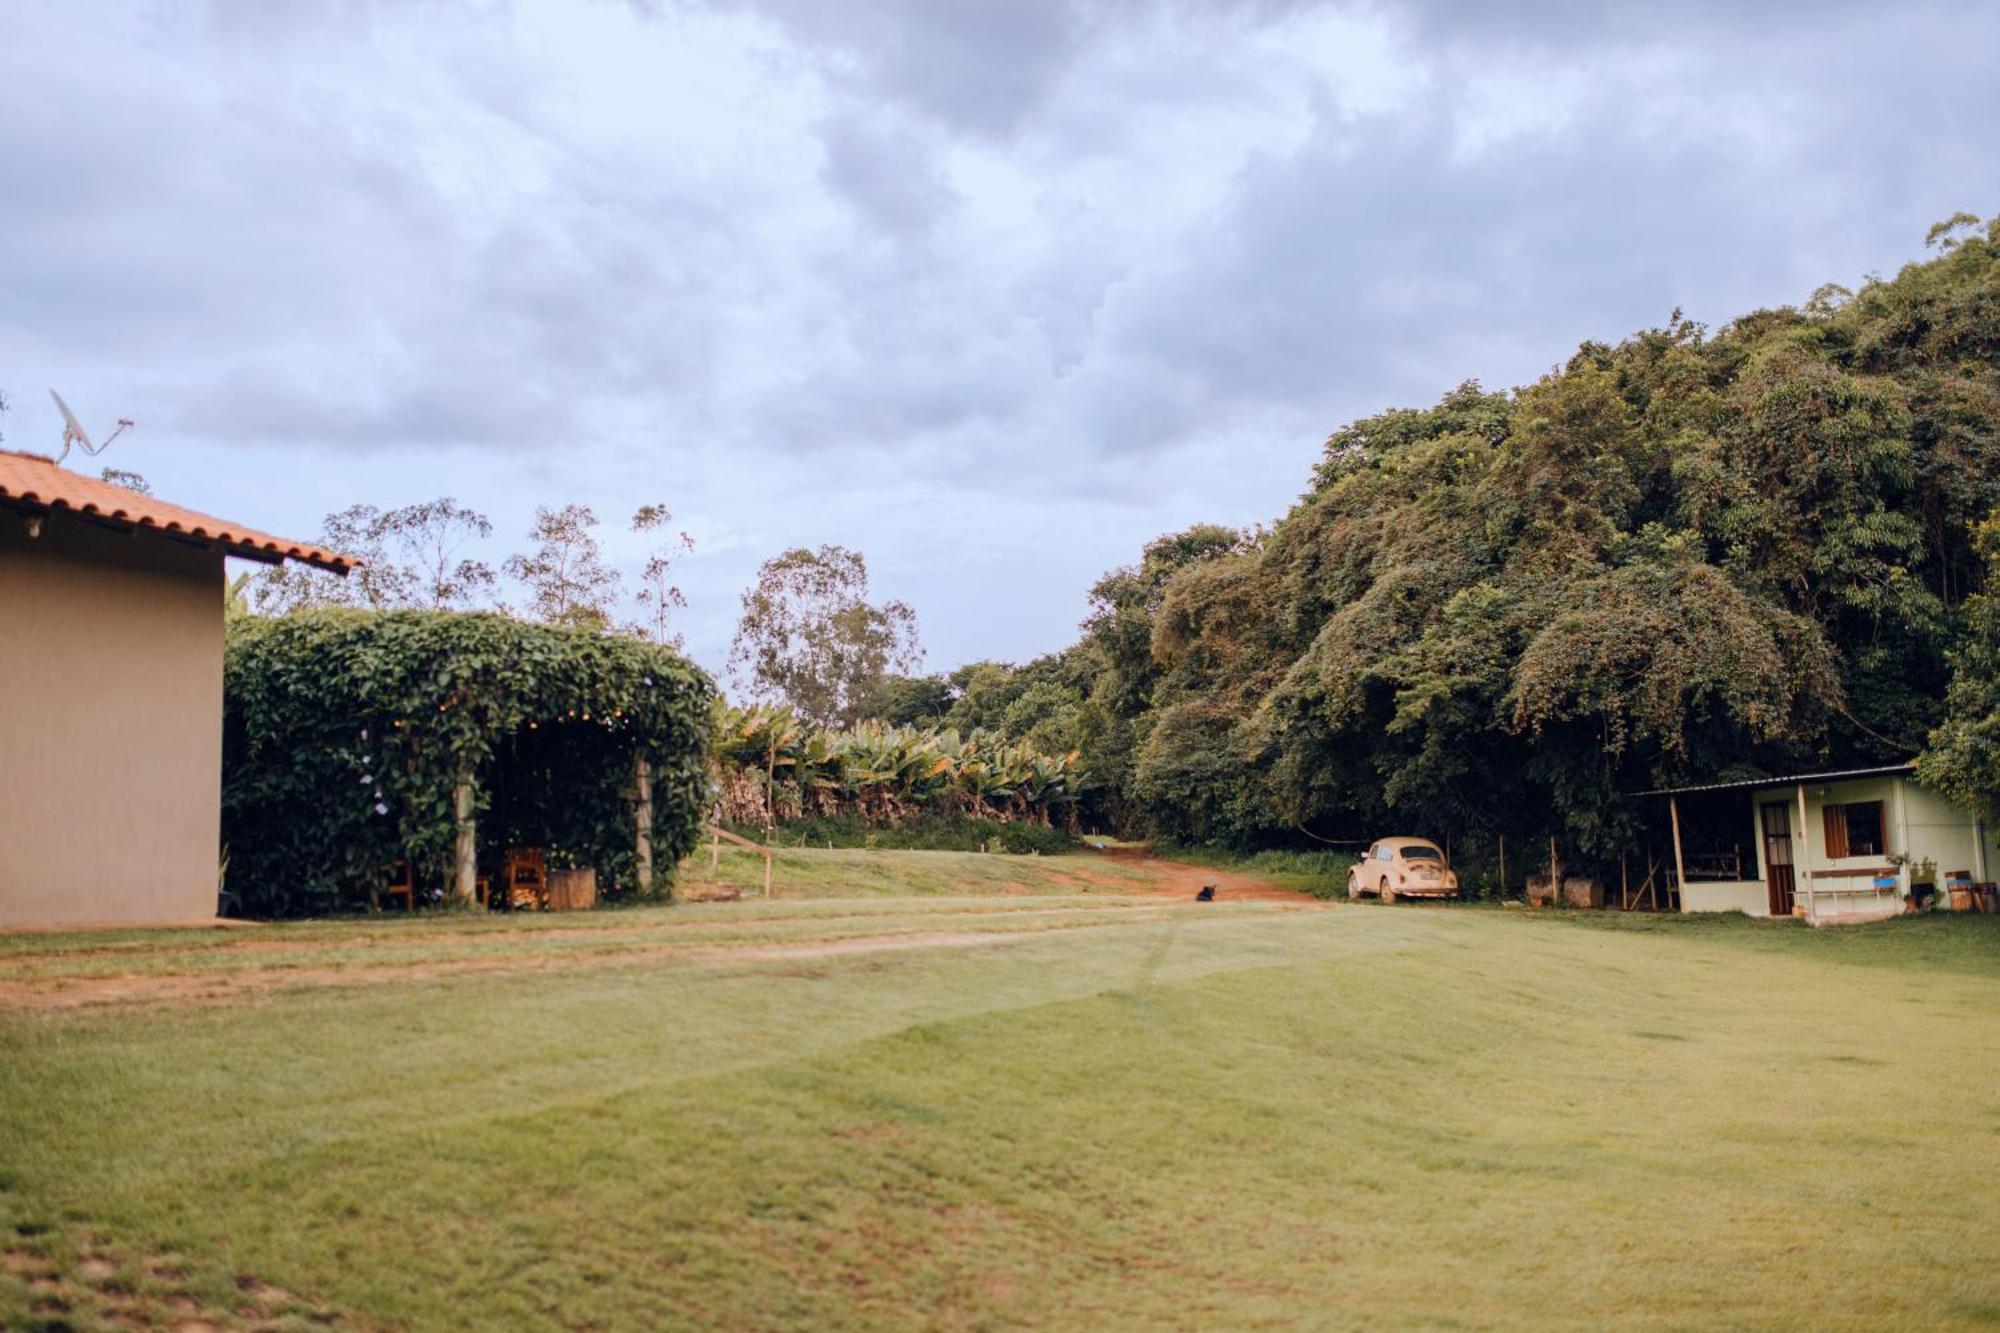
1196, 884, 1216, 902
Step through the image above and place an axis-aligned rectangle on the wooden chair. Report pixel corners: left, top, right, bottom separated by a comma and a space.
505, 847, 548, 910
377, 860, 416, 912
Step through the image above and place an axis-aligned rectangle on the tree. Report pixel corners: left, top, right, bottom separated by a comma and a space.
252, 498, 500, 615
255, 504, 414, 613
729, 544, 922, 728
1021, 216, 2000, 863
854, 673, 954, 727
505, 504, 620, 628
389, 498, 496, 609
630, 502, 695, 647
1919, 519, 2000, 820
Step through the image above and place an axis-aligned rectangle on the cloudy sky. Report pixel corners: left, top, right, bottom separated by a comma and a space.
4, 1, 1995, 683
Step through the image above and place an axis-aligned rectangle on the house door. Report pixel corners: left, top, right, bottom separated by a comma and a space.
1761, 802, 1796, 917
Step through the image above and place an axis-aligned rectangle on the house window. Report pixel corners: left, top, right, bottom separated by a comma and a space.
1822, 801, 1885, 858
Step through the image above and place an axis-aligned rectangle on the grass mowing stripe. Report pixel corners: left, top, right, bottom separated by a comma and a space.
2, 901, 1995, 1328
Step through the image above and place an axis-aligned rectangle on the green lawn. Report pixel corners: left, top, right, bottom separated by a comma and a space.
2, 866, 1997, 1329
678, 844, 1154, 899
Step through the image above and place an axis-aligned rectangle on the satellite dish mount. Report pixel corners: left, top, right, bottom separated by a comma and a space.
49, 389, 135, 466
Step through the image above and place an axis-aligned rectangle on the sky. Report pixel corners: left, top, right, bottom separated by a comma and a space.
3, 0, 1996, 684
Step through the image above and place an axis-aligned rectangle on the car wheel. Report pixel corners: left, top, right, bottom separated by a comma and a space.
1346, 873, 1360, 900
1379, 878, 1396, 904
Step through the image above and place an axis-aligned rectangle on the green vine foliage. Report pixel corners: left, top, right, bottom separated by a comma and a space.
223, 609, 716, 917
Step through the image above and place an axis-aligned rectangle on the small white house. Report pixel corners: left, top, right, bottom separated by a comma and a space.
1641, 765, 1996, 923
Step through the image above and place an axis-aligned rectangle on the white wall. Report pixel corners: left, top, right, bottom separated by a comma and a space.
1680, 776, 1986, 920
1680, 880, 1767, 915
1899, 781, 1986, 886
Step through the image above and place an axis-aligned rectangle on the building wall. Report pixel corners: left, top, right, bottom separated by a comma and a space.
1898, 781, 1988, 885
1678, 775, 1984, 919
1679, 879, 1767, 914
0, 511, 225, 925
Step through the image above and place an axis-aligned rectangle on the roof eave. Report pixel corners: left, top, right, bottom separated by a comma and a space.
1628, 763, 1918, 799
1, 493, 356, 575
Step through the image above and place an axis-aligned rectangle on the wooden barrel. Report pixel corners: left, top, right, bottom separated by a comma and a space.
546, 867, 598, 911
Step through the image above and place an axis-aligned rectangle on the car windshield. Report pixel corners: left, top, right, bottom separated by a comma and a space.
1399, 846, 1442, 861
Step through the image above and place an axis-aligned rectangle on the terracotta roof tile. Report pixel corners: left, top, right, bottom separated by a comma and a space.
0, 449, 355, 573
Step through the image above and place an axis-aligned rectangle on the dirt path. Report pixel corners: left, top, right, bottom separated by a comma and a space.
0, 853, 1318, 1013
1089, 848, 1324, 904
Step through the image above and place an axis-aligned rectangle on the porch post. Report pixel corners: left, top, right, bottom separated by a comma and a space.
1796, 782, 1813, 921
1668, 795, 1688, 914
452, 774, 479, 907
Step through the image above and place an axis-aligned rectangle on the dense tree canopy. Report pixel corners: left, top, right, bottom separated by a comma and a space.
914, 219, 2000, 869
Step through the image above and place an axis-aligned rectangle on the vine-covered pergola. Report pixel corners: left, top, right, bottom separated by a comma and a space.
223, 610, 715, 917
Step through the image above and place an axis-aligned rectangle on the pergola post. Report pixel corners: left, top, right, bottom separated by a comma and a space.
1668, 794, 1688, 914
633, 753, 654, 895
452, 774, 479, 907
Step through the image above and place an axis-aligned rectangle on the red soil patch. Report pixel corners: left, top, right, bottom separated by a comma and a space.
1085, 849, 1322, 905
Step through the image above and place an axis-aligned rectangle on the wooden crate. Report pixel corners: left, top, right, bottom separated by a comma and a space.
546, 867, 598, 912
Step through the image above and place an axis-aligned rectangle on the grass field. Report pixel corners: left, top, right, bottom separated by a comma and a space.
3, 849, 1998, 1329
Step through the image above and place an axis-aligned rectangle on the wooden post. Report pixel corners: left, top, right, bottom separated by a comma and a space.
710, 824, 720, 871
1621, 853, 1629, 910
452, 775, 478, 907
633, 753, 654, 896
1548, 835, 1562, 907
1668, 795, 1688, 916
1796, 782, 1813, 921
762, 847, 774, 898
1498, 834, 1506, 897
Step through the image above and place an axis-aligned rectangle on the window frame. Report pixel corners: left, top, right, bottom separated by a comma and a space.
1822, 799, 1886, 859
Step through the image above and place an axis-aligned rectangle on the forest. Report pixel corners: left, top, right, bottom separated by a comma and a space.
857, 217, 2000, 875
62, 217, 1995, 885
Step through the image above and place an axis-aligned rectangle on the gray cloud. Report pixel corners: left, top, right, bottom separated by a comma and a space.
2, 0, 1995, 676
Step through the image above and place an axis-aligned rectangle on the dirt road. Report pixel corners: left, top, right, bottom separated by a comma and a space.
1091, 847, 1323, 904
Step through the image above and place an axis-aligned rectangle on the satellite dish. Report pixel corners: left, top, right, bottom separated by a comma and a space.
48, 389, 134, 465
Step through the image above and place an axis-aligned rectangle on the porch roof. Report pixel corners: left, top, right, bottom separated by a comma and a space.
1630, 763, 1915, 799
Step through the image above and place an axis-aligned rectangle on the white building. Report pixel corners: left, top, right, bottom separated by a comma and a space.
1639, 765, 1996, 923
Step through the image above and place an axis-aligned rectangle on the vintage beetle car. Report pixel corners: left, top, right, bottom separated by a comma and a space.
1347, 837, 1460, 902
